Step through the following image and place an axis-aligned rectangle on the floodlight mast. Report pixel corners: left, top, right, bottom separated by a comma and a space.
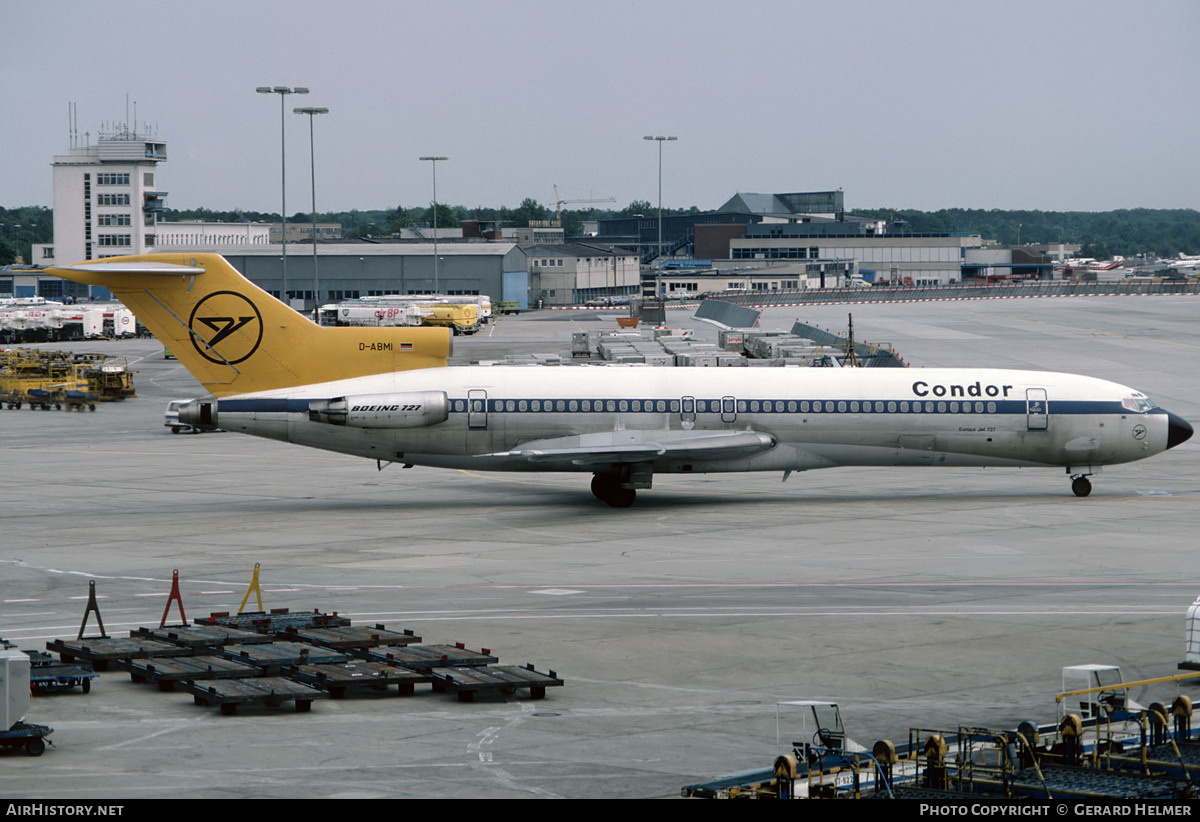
643, 135, 677, 294
256, 85, 309, 303
419, 156, 449, 293
294, 106, 329, 309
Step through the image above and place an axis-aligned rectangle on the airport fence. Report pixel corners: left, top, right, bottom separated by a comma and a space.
707, 279, 1200, 307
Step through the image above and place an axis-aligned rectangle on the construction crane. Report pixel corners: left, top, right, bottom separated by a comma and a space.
552, 185, 616, 226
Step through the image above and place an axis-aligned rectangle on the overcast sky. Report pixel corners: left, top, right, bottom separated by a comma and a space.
3, 0, 1197, 215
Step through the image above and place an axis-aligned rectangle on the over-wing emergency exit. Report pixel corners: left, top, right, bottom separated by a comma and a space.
45, 254, 1192, 507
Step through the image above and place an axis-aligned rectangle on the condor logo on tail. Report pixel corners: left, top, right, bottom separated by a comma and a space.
188, 291, 264, 364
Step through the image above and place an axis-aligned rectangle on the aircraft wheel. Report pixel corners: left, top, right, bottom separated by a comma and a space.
591, 473, 636, 507
591, 473, 617, 502
1071, 476, 1092, 497
607, 487, 636, 508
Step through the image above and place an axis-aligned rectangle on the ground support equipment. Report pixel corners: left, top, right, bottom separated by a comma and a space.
26, 650, 98, 694
46, 636, 191, 672
216, 641, 349, 675
366, 643, 498, 670
286, 660, 433, 698
428, 663, 563, 702
123, 655, 261, 691
132, 624, 270, 649
0, 723, 53, 757
188, 677, 326, 715
200, 609, 351, 634
277, 624, 421, 650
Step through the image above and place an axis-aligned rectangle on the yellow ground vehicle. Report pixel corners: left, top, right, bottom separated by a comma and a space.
421, 303, 480, 335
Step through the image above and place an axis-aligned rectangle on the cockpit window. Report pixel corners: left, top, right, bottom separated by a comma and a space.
1122, 396, 1157, 413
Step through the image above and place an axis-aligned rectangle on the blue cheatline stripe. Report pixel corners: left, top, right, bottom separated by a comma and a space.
218, 397, 1156, 418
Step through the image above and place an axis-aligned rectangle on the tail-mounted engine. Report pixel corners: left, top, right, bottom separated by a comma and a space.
308, 391, 449, 429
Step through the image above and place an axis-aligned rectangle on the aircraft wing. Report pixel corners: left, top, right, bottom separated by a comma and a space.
492, 429, 776, 467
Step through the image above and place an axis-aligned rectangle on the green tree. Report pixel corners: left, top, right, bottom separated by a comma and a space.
511, 197, 549, 225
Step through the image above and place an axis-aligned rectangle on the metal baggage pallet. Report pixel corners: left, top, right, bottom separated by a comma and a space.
217, 641, 350, 674
46, 636, 192, 671
286, 660, 433, 698
188, 677, 326, 715
132, 623, 271, 649
277, 624, 421, 650
428, 664, 563, 702
199, 608, 351, 634
367, 643, 498, 671
123, 655, 261, 691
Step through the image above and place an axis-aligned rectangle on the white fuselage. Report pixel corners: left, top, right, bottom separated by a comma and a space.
200, 365, 1175, 478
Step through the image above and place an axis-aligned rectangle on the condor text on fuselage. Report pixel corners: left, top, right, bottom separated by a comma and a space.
45, 254, 1194, 507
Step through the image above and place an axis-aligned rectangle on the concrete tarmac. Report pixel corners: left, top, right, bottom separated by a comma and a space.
1, 294, 1197, 799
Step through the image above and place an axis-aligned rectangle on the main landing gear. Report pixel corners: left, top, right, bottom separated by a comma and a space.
591, 472, 636, 508
1070, 474, 1093, 498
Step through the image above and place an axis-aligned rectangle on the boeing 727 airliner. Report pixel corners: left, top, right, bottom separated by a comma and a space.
46, 254, 1192, 506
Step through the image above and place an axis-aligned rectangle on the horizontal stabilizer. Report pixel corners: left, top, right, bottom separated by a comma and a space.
495, 429, 776, 467
51, 261, 206, 276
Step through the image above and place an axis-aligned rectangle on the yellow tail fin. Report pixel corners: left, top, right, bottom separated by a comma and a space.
46, 253, 451, 396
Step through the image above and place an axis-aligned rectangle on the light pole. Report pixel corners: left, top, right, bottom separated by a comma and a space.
643, 135, 677, 279
294, 106, 328, 310
419, 156, 448, 293
256, 85, 308, 303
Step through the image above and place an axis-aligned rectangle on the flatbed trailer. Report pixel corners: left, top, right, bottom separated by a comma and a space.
123, 655, 261, 691
367, 643, 498, 670
199, 609, 351, 634
132, 624, 271, 649
188, 677, 326, 715
286, 660, 433, 698
46, 636, 192, 671
217, 641, 350, 675
278, 624, 421, 650
428, 663, 563, 702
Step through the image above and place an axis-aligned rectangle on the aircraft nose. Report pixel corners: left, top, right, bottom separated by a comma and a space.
1167, 411, 1194, 450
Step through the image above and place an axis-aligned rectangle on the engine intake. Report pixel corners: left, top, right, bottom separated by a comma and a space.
308, 391, 449, 429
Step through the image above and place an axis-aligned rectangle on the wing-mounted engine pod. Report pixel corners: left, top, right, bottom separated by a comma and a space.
177, 398, 218, 429
308, 391, 449, 428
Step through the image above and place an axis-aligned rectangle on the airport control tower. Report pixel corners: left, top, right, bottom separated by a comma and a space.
37, 114, 167, 267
